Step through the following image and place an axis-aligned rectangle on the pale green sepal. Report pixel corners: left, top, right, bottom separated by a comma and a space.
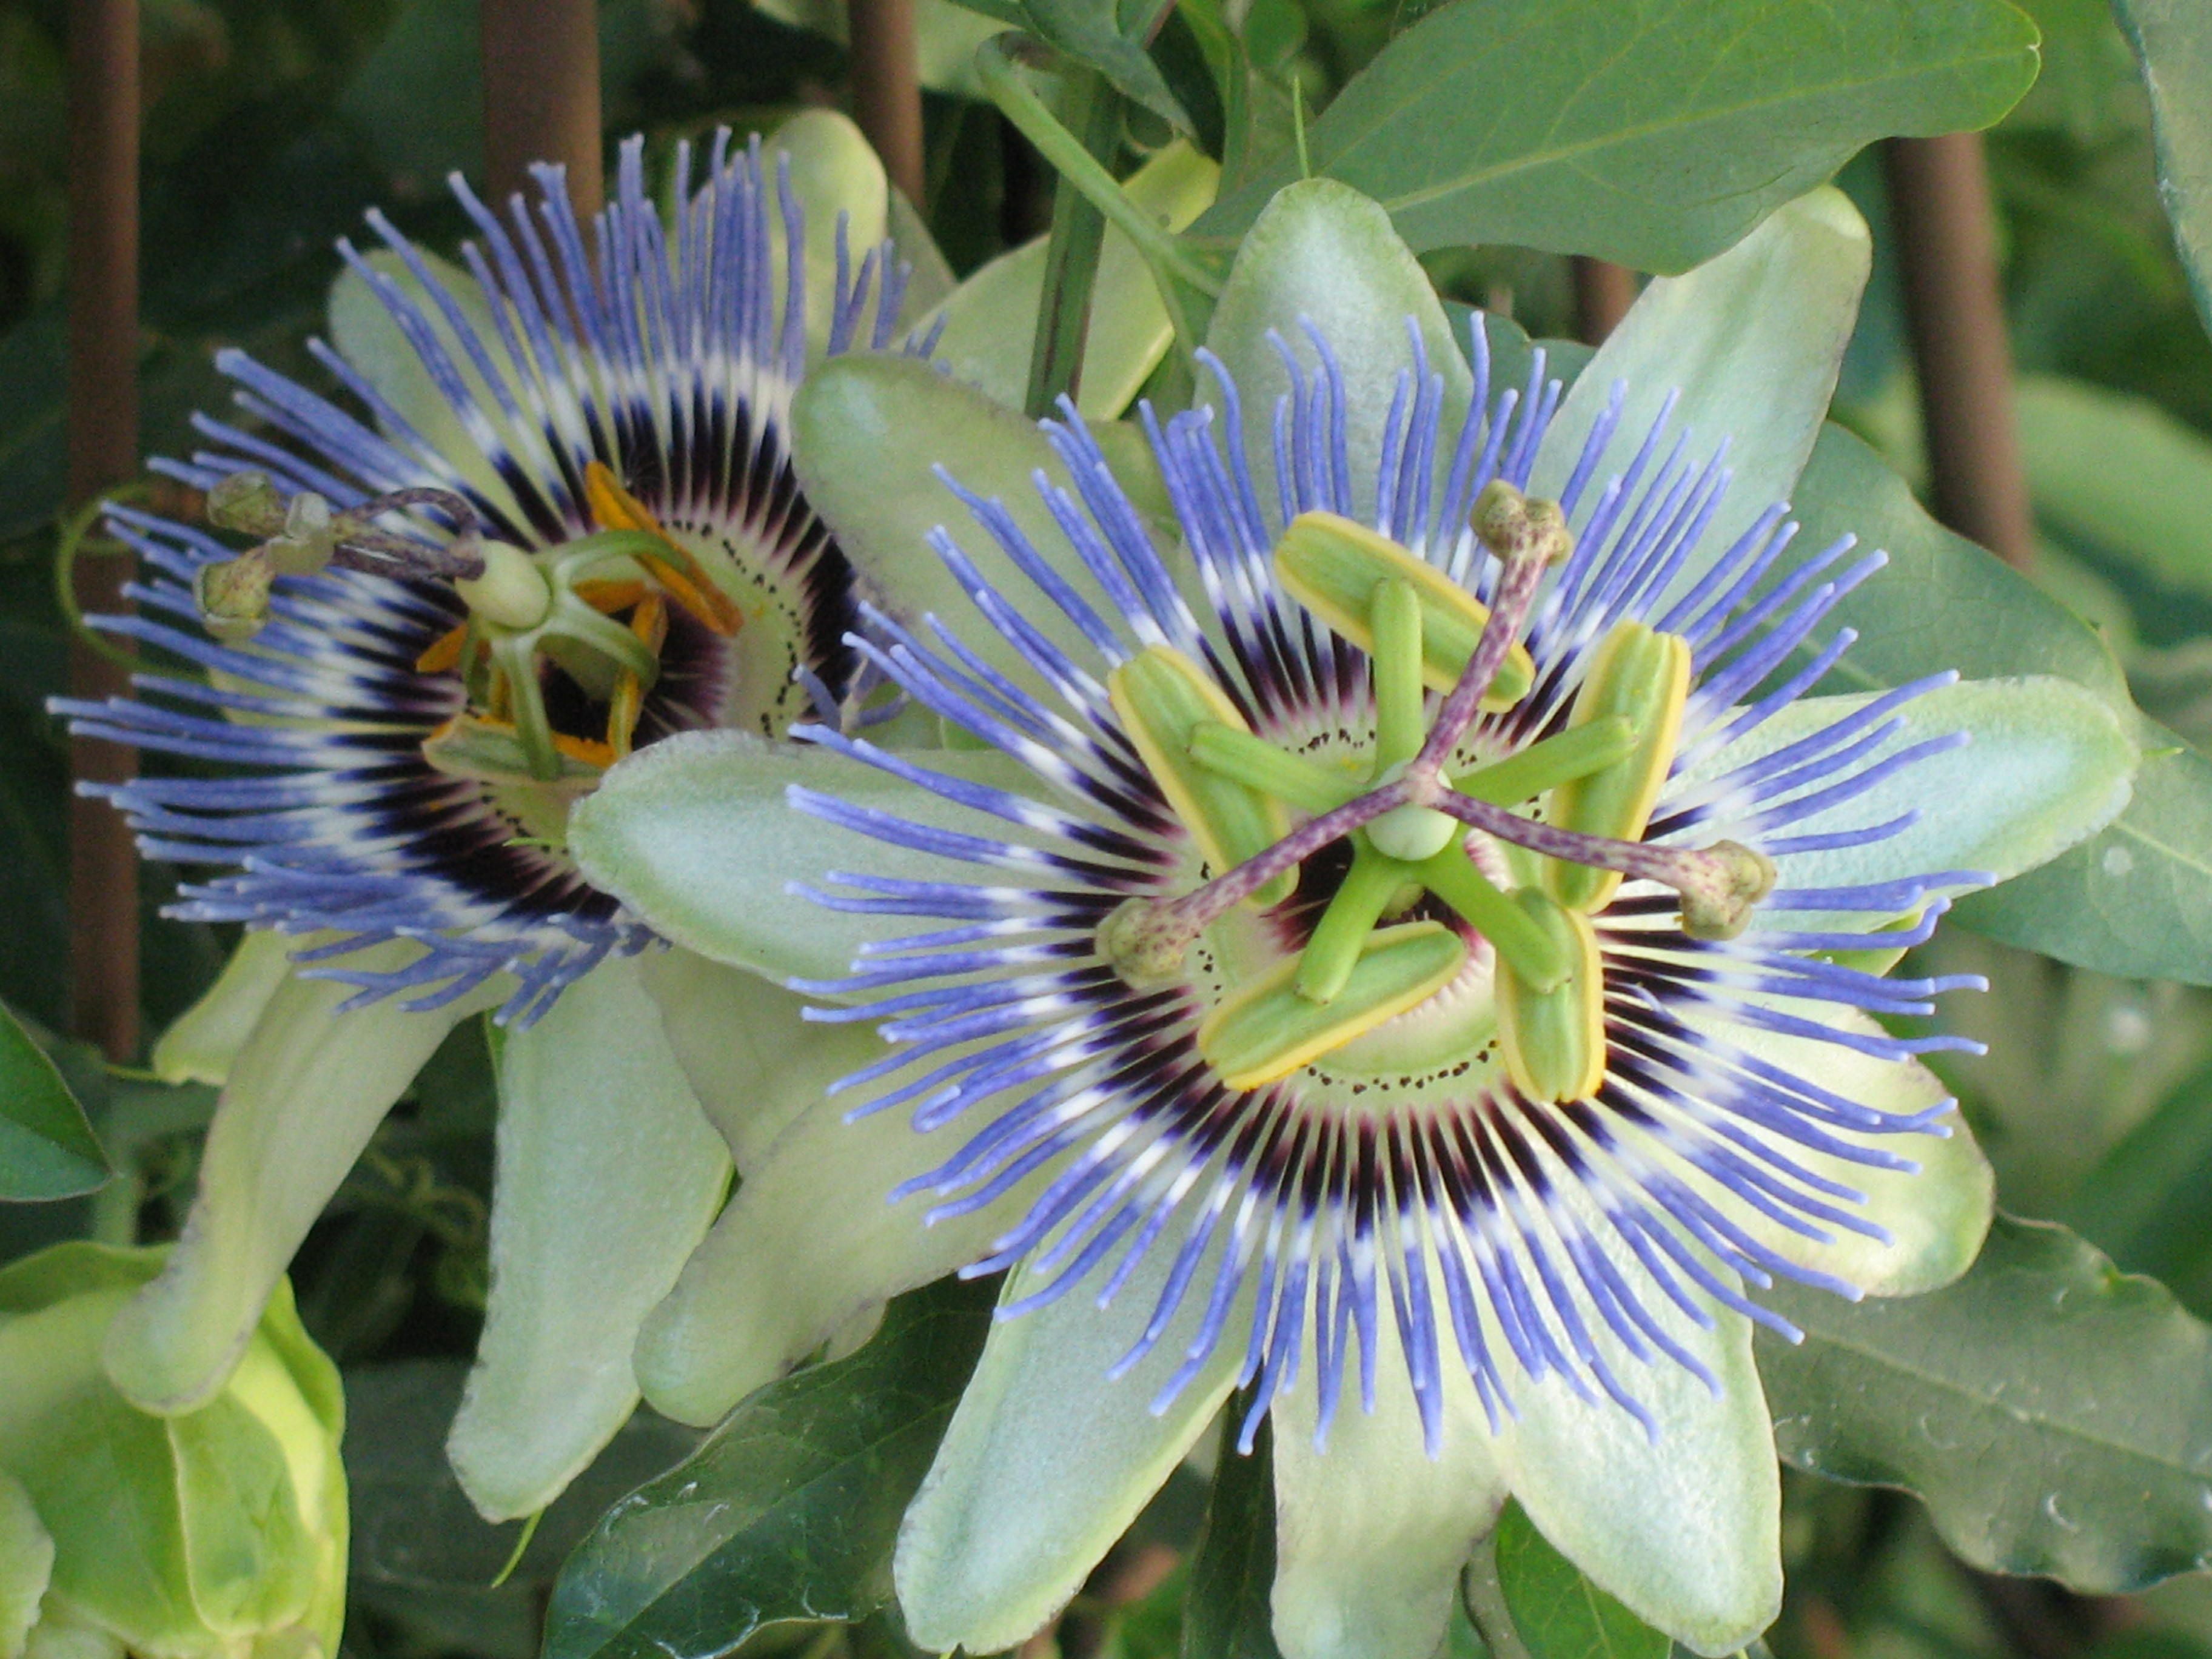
1530, 187, 1871, 591
632, 1090, 1020, 1427
894, 1252, 1243, 1655
104, 946, 501, 1415
920, 144, 1221, 419
1490, 1298, 1779, 1657
886, 188, 956, 324
1682, 678, 2137, 908
1682, 1010, 1992, 1299
1201, 179, 1472, 524
0, 1470, 52, 1659
637, 948, 888, 1175
790, 353, 1102, 682
328, 247, 529, 526
571, 730, 1053, 987
1270, 1335, 1506, 1659
448, 955, 730, 1523
765, 110, 889, 367
150, 930, 298, 1087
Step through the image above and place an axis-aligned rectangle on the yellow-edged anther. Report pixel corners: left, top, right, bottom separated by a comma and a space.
1494, 888, 1605, 1104
1109, 645, 1296, 908
1200, 920, 1468, 1089
584, 460, 742, 635
415, 622, 471, 675
1543, 620, 1691, 913
1275, 512, 1535, 711
606, 593, 668, 760
422, 712, 609, 785
575, 578, 649, 614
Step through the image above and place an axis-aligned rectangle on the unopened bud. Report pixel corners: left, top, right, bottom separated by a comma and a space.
194, 549, 275, 642
204, 471, 286, 535
1678, 840, 1778, 940
454, 541, 552, 632
1472, 481, 1571, 567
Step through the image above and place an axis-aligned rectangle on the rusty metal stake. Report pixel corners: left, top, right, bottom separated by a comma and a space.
1572, 256, 1637, 345
65, 0, 141, 1061
482, 0, 605, 217
1885, 133, 2035, 571
850, 0, 927, 206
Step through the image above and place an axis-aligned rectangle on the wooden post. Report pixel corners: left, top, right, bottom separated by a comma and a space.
1885, 133, 2035, 571
481, 0, 604, 217
65, 0, 141, 1062
849, 0, 927, 206
1572, 256, 1637, 345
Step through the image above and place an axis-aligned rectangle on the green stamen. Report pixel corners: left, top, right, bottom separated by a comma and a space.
1371, 577, 1427, 769
1199, 920, 1467, 1090
1494, 888, 1604, 1103
1186, 723, 1358, 816
1416, 841, 1569, 993
1456, 714, 1637, 806
1296, 842, 1409, 1004
1543, 620, 1691, 913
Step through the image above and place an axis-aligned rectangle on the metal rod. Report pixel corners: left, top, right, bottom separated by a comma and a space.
65, 0, 141, 1062
849, 0, 927, 206
1885, 132, 2034, 571
1572, 256, 1636, 344
481, 0, 604, 217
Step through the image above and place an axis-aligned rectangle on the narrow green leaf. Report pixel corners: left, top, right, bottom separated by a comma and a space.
1192, 0, 2040, 272
543, 1275, 998, 1659
1492, 1501, 1671, 1659
2065, 1055, 2212, 1302
1022, 0, 1194, 132
1757, 1215, 2212, 1595
0, 1000, 107, 1202
2017, 375, 2212, 600
1181, 1410, 1282, 1659
2116, 0, 2212, 336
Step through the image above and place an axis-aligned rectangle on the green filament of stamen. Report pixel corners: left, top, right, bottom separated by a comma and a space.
1296, 841, 1407, 1004
1185, 723, 1359, 816
1416, 840, 1569, 993
1371, 577, 1427, 769
1455, 714, 1638, 806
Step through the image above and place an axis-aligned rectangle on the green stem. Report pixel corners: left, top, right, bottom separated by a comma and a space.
1455, 714, 1637, 806
1025, 67, 1119, 419
978, 36, 1224, 352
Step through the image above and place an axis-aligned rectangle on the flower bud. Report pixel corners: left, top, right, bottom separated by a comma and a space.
193, 550, 275, 643
0, 1245, 346, 1659
204, 472, 286, 537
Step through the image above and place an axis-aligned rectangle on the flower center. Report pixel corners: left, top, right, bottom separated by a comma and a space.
1101, 486, 1774, 1104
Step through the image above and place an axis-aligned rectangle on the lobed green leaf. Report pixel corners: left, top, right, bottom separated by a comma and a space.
1492, 1502, 1671, 1659
0, 1000, 107, 1202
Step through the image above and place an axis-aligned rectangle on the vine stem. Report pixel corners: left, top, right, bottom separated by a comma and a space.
1024, 67, 1119, 419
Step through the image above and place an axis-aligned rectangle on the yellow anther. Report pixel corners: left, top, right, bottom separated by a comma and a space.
584, 460, 742, 635
1493, 888, 1605, 1104
415, 622, 472, 675
605, 593, 668, 760
1199, 920, 1468, 1089
1543, 620, 1691, 914
1109, 645, 1296, 910
1274, 512, 1536, 711
423, 713, 609, 786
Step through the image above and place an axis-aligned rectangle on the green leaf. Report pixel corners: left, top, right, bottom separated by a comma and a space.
1191, 0, 2040, 272
2065, 1054, 2212, 1304
543, 1275, 997, 1659
1757, 1215, 2212, 1594
2016, 375, 2212, 600
1022, 0, 1194, 133
2116, 0, 2212, 337
1492, 1501, 1671, 1659
1181, 1410, 1282, 1659
0, 1000, 107, 1202
1955, 732, 2212, 987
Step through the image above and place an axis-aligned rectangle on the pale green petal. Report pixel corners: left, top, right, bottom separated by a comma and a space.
1683, 1010, 1991, 1298
921, 144, 1220, 420
895, 1250, 1243, 1654
21, 1620, 121, 1659
150, 930, 298, 1087
1270, 1333, 1505, 1659
103, 948, 498, 1415
327, 248, 531, 525
1201, 178, 1472, 520
791, 353, 1101, 680
1530, 187, 1870, 589
886, 188, 956, 323
1487, 1189, 1779, 1657
637, 947, 888, 1174
0, 1469, 53, 1659
570, 730, 1050, 986
765, 110, 889, 367
633, 1090, 1017, 1427
1681, 678, 2137, 903
448, 956, 730, 1522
